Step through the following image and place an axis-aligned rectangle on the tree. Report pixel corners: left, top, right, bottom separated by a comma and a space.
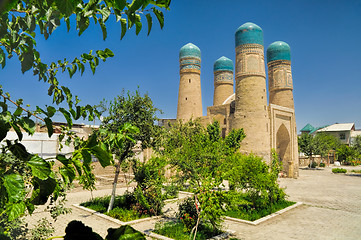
0, 0, 171, 232
352, 135, 361, 156
313, 132, 341, 161
298, 133, 316, 167
99, 89, 162, 212
161, 120, 245, 232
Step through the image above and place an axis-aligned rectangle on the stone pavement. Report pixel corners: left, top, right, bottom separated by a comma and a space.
25, 165, 361, 239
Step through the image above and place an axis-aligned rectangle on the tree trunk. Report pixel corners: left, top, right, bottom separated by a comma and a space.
107, 160, 121, 212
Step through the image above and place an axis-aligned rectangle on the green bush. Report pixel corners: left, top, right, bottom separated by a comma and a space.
164, 183, 179, 199
106, 207, 142, 222
308, 161, 317, 168
178, 197, 198, 232
319, 162, 326, 167
332, 168, 347, 173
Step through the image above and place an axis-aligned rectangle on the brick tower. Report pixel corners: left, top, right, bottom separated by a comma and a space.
267, 41, 299, 177
213, 56, 234, 106
232, 22, 271, 163
177, 43, 203, 121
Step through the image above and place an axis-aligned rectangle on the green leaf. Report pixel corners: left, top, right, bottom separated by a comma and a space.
81, 149, 92, 165
30, 177, 57, 205
85, 133, 97, 148
10, 122, 23, 141
19, 117, 36, 135
47, 106, 57, 117
135, 14, 142, 35
113, 0, 126, 10
99, 19, 107, 40
55, 0, 79, 17
27, 155, 51, 180
59, 166, 76, 184
145, 13, 152, 35
56, 154, 70, 165
0, 48, 6, 68
78, 16, 90, 36
20, 50, 34, 73
0, 111, 12, 122
0, 0, 17, 14
120, 18, 127, 39
105, 225, 146, 240
13, 107, 23, 116
128, 0, 144, 12
91, 146, 111, 167
8, 142, 30, 161
59, 107, 73, 127
6, 202, 26, 221
152, 8, 164, 29
44, 117, 54, 137
4, 174, 25, 203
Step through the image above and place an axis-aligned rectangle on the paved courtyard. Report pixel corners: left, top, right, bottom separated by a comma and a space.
25, 165, 361, 239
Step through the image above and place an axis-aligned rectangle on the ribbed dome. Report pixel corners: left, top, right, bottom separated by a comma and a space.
213, 56, 233, 72
267, 41, 291, 62
179, 43, 201, 59
235, 22, 263, 47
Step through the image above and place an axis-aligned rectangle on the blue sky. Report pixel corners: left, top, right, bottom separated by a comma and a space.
2, 0, 361, 132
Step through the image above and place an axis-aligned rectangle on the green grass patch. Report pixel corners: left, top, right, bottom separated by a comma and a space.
332, 168, 347, 173
224, 200, 295, 221
80, 194, 151, 222
351, 169, 361, 173
154, 221, 222, 240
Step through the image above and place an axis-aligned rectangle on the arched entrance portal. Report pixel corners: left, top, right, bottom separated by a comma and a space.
276, 124, 291, 175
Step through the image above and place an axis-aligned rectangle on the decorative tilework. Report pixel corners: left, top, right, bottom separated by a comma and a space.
179, 43, 201, 59
235, 22, 263, 47
266, 41, 291, 62
214, 56, 234, 72
235, 44, 266, 79
214, 72, 233, 84
180, 57, 201, 71
268, 62, 293, 90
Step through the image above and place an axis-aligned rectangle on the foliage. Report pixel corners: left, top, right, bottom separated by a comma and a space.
0, 214, 28, 240
224, 199, 295, 221
106, 207, 143, 222
225, 153, 286, 209
298, 133, 315, 159
0, 0, 171, 224
178, 197, 198, 232
131, 156, 166, 215
319, 162, 326, 167
313, 133, 341, 159
161, 120, 245, 231
98, 89, 162, 211
352, 135, 361, 155
308, 161, 317, 168
332, 168, 347, 173
28, 218, 54, 240
337, 145, 355, 163
163, 183, 179, 199
154, 221, 222, 240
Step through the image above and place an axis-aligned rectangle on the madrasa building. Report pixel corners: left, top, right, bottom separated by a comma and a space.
174, 22, 299, 178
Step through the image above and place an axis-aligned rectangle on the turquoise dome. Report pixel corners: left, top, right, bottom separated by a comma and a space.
213, 56, 233, 72
235, 22, 263, 47
266, 41, 291, 62
179, 43, 201, 59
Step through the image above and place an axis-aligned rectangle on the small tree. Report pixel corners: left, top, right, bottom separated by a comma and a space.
161, 120, 245, 232
298, 133, 316, 167
99, 89, 161, 212
313, 132, 341, 162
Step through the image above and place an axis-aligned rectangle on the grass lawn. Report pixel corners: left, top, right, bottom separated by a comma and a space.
154, 221, 222, 240
224, 200, 295, 221
80, 194, 152, 222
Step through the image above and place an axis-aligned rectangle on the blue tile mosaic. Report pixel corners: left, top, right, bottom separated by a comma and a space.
235, 22, 263, 47
266, 41, 291, 62
214, 56, 233, 72
179, 43, 201, 59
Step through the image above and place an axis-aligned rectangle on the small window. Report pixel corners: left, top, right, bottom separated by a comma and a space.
185, 97, 187, 100
189, 79, 191, 83
223, 118, 227, 125
339, 133, 346, 140
222, 128, 226, 138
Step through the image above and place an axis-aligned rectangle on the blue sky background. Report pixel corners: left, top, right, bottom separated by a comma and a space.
2, 0, 361, 132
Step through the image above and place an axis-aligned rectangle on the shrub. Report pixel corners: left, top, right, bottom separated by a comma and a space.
106, 207, 141, 222
178, 197, 198, 232
332, 168, 347, 173
319, 162, 326, 167
164, 183, 179, 199
308, 161, 317, 168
